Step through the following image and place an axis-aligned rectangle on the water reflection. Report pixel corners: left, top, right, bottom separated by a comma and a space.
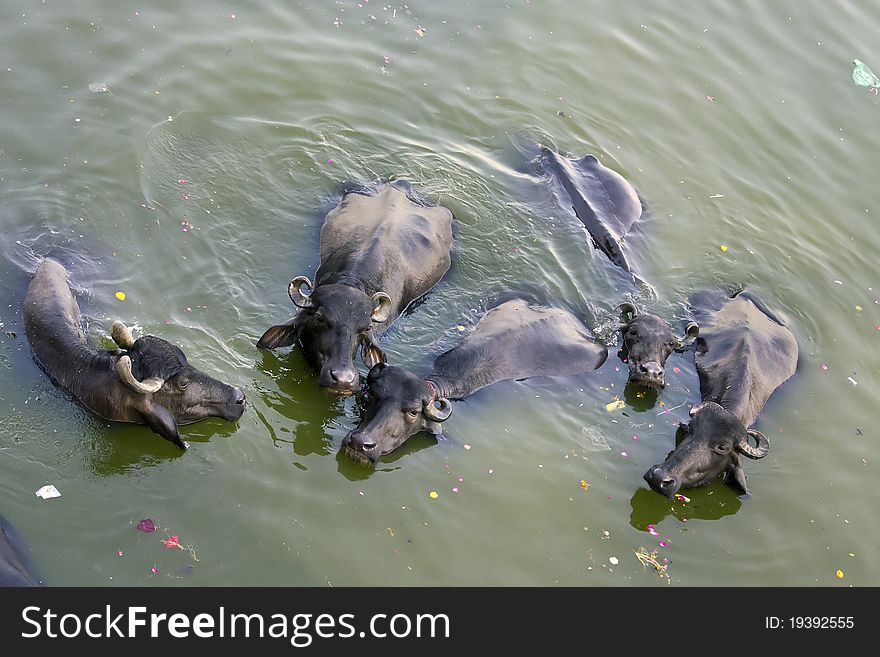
335, 431, 438, 481
254, 348, 349, 458
623, 382, 659, 411
629, 484, 743, 528
86, 425, 189, 476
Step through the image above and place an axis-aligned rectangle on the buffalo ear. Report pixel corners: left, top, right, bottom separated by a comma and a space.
726, 453, 749, 495
361, 336, 387, 368
257, 319, 301, 349
139, 403, 186, 450
675, 422, 690, 446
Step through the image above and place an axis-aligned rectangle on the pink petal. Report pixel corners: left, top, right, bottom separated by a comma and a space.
136, 518, 156, 533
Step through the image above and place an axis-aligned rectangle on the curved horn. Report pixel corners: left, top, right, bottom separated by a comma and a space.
115, 355, 164, 394
614, 302, 636, 323
736, 429, 770, 459
423, 397, 453, 422
288, 276, 314, 308
110, 320, 134, 349
689, 400, 724, 417
370, 292, 393, 323
675, 320, 700, 349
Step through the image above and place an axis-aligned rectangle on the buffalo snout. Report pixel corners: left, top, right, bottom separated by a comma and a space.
644, 464, 680, 497
633, 360, 665, 388
342, 430, 380, 464
322, 365, 359, 394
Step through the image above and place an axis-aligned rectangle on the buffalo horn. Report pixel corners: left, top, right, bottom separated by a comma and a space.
423, 397, 453, 422
288, 276, 314, 308
614, 302, 636, 323
736, 429, 770, 459
115, 355, 164, 394
110, 320, 134, 349
370, 292, 393, 323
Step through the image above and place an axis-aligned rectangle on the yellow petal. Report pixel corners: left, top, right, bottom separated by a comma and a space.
429, 491, 438, 499
115, 291, 126, 301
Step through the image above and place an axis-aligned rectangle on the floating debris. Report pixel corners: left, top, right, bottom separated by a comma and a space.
836, 569, 845, 579
605, 400, 625, 412
161, 535, 181, 549
429, 491, 438, 499
720, 245, 728, 252
609, 556, 619, 565
674, 494, 691, 502
137, 518, 156, 533
414, 26, 427, 37
35, 484, 61, 500
852, 59, 880, 89
634, 547, 670, 582
115, 291, 126, 301
88, 81, 109, 93
580, 479, 590, 490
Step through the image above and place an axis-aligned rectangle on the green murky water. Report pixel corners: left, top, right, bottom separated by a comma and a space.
1, 0, 878, 586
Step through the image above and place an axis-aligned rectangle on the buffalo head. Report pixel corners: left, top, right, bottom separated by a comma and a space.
257, 277, 391, 395
341, 363, 452, 464
111, 321, 245, 449
616, 303, 698, 389
643, 401, 769, 496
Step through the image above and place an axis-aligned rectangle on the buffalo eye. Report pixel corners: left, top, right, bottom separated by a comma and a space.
178, 379, 189, 389
405, 408, 420, 419
714, 443, 729, 454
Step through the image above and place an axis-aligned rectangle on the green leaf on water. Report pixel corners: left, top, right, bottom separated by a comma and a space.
852, 59, 880, 88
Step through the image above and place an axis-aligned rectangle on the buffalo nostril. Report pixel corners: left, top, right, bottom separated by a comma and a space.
360, 441, 377, 451
661, 478, 676, 489
234, 388, 245, 405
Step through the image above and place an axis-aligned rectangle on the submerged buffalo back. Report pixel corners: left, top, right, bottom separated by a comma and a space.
541, 147, 643, 271
22, 259, 90, 387
692, 291, 798, 427
318, 184, 454, 327
0, 514, 40, 587
431, 299, 607, 400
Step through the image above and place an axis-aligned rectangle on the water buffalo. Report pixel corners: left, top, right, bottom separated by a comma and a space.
540, 146, 645, 275
342, 299, 608, 463
22, 259, 245, 450
0, 514, 40, 587
616, 302, 699, 389
644, 290, 798, 496
258, 182, 454, 395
